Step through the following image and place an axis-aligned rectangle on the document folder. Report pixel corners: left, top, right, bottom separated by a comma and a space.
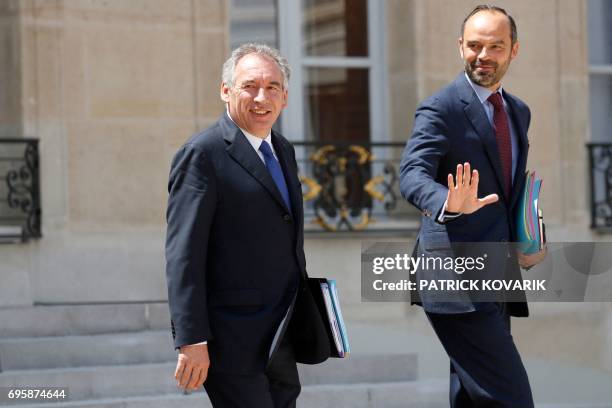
288, 277, 350, 364
329, 280, 350, 355
516, 171, 546, 255
305, 278, 350, 358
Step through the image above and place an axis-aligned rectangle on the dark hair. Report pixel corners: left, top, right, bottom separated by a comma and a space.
460, 4, 517, 45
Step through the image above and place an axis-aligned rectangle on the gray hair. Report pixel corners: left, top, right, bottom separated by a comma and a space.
221, 43, 291, 90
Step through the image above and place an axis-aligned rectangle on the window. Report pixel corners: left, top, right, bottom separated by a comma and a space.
588, 0, 612, 141
278, 0, 387, 143
229, 0, 277, 50
230, 1, 406, 231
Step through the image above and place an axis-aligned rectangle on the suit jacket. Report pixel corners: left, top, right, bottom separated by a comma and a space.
165, 113, 305, 374
399, 73, 531, 317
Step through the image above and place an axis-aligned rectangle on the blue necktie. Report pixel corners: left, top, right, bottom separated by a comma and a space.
259, 140, 292, 211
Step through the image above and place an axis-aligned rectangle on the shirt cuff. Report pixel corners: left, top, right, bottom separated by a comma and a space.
437, 200, 463, 223
182, 341, 207, 347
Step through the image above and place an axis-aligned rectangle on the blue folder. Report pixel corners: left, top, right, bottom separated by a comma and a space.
309, 278, 350, 358
328, 280, 350, 356
515, 171, 545, 254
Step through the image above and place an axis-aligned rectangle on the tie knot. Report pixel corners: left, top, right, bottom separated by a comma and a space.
487, 92, 503, 108
259, 140, 274, 158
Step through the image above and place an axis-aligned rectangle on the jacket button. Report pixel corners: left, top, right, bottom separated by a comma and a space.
283, 214, 291, 222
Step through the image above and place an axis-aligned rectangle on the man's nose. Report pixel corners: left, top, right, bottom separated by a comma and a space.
254, 87, 266, 102
477, 47, 490, 60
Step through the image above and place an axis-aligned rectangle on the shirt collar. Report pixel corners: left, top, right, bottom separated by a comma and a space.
464, 72, 505, 105
225, 108, 273, 153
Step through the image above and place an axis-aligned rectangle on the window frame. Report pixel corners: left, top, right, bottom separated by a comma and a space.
277, 0, 389, 143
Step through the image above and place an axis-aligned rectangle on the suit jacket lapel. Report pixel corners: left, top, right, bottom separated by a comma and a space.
220, 115, 290, 213
505, 95, 529, 210
457, 75, 508, 202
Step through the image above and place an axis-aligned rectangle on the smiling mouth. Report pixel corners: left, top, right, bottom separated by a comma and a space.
251, 109, 271, 116
475, 63, 496, 70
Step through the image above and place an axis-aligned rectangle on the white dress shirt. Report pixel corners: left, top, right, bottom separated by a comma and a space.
227, 109, 279, 163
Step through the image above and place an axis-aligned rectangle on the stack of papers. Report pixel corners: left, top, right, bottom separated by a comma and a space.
516, 170, 545, 255
318, 279, 350, 358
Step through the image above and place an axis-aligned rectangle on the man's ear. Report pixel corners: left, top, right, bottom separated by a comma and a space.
281, 88, 288, 109
220, 82, 230, 103
510, 40, 519, 60
458, 38, 464, 59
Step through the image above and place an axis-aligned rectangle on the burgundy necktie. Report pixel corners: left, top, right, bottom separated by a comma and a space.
487, 92, 512, 196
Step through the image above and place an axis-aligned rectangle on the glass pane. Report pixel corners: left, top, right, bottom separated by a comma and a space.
588, 0, 612, 64
590, 75, 612, 141
230, 0, 277, 50
303, 67, 370, 142
302, 0, 368, 57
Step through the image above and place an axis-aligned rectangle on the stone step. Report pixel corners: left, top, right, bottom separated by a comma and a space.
0, 304, 170, 338
0, 330, 418, 378
0, 331, 176, 370
0, 354, 417, 401
1, 380, 448, 408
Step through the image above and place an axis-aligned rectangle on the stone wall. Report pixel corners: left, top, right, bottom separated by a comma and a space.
0, 0, 228, 305
15, 0, 228, 228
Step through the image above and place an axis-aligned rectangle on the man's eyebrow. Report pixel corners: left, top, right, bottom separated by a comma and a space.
465, 39, 506, 45
238, 79, 283, 87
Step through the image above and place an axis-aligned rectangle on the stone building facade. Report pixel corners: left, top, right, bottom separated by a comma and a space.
1, 0, 611, 381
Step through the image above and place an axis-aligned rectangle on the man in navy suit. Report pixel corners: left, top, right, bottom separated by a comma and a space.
165, 43, 305, 407
400, 5, 546, 407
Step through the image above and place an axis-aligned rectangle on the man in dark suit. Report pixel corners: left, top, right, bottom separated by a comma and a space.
165, 43, 305, 407
400, 5, 546, 407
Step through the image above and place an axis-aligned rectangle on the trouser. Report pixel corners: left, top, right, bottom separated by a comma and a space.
204, 335, 300, 408
426, 302, 534, 408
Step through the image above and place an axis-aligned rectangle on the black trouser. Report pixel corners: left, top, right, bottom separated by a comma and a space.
204, 335, 300, 408
426, 302, 534, 408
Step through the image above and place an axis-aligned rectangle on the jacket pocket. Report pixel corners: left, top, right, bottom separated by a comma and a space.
420, 229, 452, 251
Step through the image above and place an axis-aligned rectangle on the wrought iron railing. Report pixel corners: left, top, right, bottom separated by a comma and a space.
588, 143, 612, 229
293, 141, 418, 232
0, 138, 41, 241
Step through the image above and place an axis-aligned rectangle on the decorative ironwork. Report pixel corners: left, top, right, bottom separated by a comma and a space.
588, 143, 612, 229
0, 139, 41, 241
294, 141, 411, 232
